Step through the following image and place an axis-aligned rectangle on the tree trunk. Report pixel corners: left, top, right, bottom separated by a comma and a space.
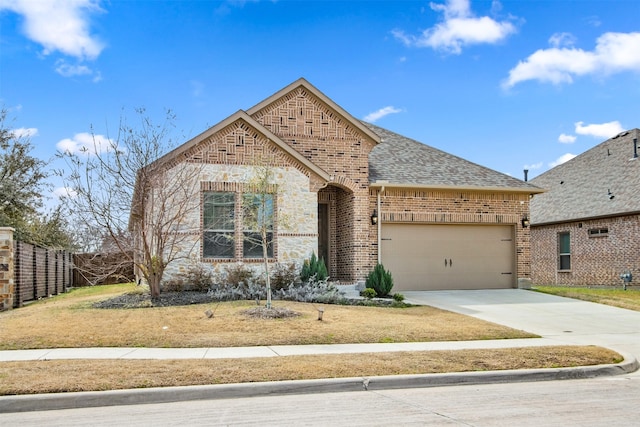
262, 227, 271, 309
149, 272, 162, 298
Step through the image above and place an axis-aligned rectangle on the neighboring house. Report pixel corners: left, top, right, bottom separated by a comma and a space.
135, 78, 541, 291
530, 129, 640, 287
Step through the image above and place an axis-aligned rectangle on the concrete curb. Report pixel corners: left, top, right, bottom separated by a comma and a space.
1, 351, 637, 414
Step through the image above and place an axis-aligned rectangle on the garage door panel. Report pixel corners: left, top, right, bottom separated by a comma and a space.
381, 224, 515, 291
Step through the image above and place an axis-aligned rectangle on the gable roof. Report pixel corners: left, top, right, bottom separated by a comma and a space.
146, 110, 331, 182
530, 129, 640, 225
247, 78, 381, 145
365, 122, 543, 193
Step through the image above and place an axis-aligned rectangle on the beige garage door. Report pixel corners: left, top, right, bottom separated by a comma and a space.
381, 224, 515, 291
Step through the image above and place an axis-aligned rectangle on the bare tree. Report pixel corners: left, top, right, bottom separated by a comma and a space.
58, 108, 202, 297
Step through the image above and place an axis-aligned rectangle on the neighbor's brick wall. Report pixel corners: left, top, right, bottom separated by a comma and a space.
0, 227, 14, 311
531, 214, 640, 286
370, 189, 532, 281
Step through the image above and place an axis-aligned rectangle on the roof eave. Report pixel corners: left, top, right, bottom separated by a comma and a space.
531, 210, 640, 227
370, 181, 545, 194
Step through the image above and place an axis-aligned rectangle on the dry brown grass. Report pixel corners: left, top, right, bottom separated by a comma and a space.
534, 286, 640, 311
0, 284, 537, 350
0, 285, 624, 396
0, 346, 621, 395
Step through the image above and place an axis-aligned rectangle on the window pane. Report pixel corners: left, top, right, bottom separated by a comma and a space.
558, 232, 570, 270
243, 232, 273, 258
203, 192, 235, 258
243, 193, 273, 231
559, 233, 570, 253
204, 193, 235, 230
203, 231, 234, 258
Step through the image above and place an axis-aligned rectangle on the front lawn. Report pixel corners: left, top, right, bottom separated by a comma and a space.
0, 284, 623, 395
0, 283, 536, 350
533, 286, 640, 311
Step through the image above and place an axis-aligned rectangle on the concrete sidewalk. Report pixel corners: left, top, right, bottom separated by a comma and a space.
0, 338, 572, 362
2, 289, 640, 413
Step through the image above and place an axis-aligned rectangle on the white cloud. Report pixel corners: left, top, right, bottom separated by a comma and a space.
55, 60, 92, 76
558, 133, 576, 144
503, 32, 640, 88
0, 0, 105, 60
523, 162, 543, 170
392, 0, 517, 54
549, 153, 576, 168
363, 106, 403, 123
53, 186, 78, 199
10, 127, 38, 138
575, 121, 624, 139
549, 32, 576, 48
56, 132, 114, 155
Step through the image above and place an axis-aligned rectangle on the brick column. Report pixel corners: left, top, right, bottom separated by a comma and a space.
0, 227, 15, 311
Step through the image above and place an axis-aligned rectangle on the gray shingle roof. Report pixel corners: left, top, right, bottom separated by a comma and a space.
364, 122, 540, 191
530, 129, 640, 225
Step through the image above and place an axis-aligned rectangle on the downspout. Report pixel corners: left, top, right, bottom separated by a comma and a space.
377, 186, 384, 264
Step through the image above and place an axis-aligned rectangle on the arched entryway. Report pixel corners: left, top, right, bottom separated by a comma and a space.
317, 184, 355, 282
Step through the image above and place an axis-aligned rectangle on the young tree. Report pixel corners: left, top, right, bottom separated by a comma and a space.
243, 161, 278, 309
58, 108, 202, 297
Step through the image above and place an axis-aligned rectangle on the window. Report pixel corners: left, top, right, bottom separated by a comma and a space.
242, 193, 274, 258
203, 192, 235, 258
588, 228, 608, 237
558, 232, 571, 270
203, 191, 275, 259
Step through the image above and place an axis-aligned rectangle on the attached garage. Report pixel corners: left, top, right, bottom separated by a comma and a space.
381, 223, 516, 291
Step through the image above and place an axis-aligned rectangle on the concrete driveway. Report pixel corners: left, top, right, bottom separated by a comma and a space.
403, 289, 640, 358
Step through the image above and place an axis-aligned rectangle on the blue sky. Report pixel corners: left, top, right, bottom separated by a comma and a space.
1, 0, 639, 199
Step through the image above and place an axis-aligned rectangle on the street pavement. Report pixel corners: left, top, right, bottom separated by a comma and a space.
1, 289, 640, 414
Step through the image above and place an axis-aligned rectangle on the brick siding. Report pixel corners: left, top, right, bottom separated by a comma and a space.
531, 214, 640, 286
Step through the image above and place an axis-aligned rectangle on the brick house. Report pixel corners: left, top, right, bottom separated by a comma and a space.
530, 129, 640, 287
136, 78, 541, 291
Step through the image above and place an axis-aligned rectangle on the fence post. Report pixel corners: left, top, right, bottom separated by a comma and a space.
0, 227, 15, 311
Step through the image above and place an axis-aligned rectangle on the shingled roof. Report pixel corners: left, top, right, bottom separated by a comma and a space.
530, 129, 640, 225
364, 122, 541, 193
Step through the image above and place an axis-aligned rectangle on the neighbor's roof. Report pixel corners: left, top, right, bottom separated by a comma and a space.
365, 122, 542, 193
530, 129, 640, 225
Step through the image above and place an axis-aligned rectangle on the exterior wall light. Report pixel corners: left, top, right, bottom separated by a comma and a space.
521, 216, 530, 228
371, 209, 378, 226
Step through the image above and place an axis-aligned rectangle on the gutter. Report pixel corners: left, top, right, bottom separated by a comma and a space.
369, 181, 545, 195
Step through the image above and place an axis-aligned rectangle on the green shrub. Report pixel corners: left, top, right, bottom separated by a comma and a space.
300, 252, 328, 283
360, 287, 377, 299
366, 263, 394, 297
392, 293, 404, 302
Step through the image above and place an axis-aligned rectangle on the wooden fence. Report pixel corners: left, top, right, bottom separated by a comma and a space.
72, 252, 134, 287
13, 240, 73, 308
1, 227, 134, 310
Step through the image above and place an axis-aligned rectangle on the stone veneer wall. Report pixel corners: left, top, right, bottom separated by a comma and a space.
370, 188, 532, 281
531, 214, 640, 286
160, 163, 318, 282
0, 227, 14, 311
